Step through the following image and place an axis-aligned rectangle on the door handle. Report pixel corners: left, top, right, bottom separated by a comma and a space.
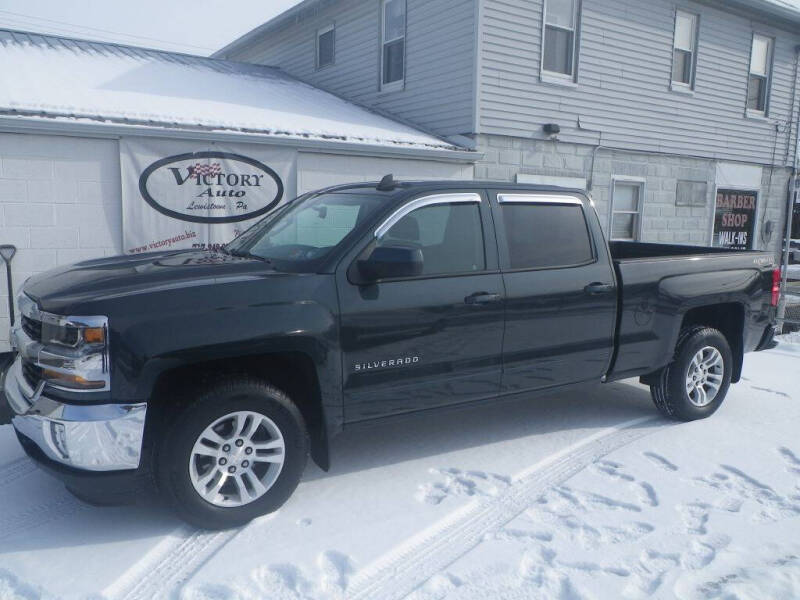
465, 292, 502, 305
584, 282, 614, 295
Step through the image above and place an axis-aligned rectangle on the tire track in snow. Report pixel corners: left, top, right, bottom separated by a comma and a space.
104, 524, 244, 600
0, 457, 36, 487
347, 416, 667, 600
0, 488, 85, 542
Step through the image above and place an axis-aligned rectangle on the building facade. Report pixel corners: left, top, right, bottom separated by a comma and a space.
217, 0, 800, 253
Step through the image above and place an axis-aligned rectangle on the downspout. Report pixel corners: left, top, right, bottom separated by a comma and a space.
777, 45, 800, 327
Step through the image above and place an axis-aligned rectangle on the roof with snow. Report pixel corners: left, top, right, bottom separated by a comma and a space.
0, 29, 463, 153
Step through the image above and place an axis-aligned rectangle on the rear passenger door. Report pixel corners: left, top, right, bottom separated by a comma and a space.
491, 191, 617, 393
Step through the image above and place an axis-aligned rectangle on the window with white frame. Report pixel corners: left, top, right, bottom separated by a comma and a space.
316, 24, 335, 69
672, 11, 698, 87
610, 180, 643, 241
542, 0, 579, 78
747, 34, 773, 114
381, 0, 406, 88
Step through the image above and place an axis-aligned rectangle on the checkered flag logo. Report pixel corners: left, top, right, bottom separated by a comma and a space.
189, 162, 222, 179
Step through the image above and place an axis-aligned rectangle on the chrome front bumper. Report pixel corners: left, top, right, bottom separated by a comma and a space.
5, 357, 146, 471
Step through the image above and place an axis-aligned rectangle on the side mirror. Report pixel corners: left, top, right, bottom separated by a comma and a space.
357, 245, 423, 282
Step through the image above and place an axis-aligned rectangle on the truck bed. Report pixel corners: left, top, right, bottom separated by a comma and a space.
606, 241, 777, 382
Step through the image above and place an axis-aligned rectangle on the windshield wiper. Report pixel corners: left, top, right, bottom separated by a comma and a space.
228, 248, 271, 263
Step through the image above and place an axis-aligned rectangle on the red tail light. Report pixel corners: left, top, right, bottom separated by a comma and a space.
771, 268, 781, 307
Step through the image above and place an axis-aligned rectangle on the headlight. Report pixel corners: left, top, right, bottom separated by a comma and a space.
17, 295, 111, 393
40, 318, 106, 348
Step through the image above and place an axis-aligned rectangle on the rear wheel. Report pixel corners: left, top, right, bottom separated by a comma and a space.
650, 326, 732, 421
156, 377, 308, 529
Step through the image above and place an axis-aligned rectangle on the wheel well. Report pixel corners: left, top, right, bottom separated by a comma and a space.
149, 352, 329, 470
681, 303, 744, 382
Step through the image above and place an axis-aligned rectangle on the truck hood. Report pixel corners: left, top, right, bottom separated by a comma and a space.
23, 250, 279, 314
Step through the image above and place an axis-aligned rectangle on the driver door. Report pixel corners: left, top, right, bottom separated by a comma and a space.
336, 191, 506, 422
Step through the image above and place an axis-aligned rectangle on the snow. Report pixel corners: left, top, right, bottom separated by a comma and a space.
0, 30, 459, 152
0, 348, 799, 599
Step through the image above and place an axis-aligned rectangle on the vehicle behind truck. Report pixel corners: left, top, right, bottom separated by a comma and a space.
3, 179, 780, 528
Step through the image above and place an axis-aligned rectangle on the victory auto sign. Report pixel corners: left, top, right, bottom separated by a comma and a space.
139, 151, 284, 224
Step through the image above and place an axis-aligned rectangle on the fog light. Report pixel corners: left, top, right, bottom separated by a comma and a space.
50, 422, 69, 459
42, 368, 106, 390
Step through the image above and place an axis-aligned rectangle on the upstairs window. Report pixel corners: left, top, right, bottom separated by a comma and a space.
747, 34, 773, 115
381, 0, 406, 89
672, 11, 698, 88
543, 0, 579, 79
316, 24, 335, 69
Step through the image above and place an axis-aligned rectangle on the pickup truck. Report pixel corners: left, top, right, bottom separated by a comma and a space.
3, 179, 780, 529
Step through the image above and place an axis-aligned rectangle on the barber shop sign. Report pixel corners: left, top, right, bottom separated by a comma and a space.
121, 139, 296, 254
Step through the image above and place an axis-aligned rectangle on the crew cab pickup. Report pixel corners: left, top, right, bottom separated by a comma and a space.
3, 180, 780, 528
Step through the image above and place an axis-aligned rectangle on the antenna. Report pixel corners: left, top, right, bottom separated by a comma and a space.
376, 174, 396, 191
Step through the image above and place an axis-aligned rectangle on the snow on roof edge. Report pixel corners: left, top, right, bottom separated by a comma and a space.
0, 108, 470, 154
0, 28, 468, 154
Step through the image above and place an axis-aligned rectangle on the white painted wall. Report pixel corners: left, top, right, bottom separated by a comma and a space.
296, 152, 474, 194
0, 132, 122, 349
0, 133, 475, 351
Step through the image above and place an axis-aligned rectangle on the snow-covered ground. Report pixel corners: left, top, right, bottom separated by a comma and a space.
0, 346, 798, 600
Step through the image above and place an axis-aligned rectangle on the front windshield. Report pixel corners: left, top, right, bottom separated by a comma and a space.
226, 191, 385, 268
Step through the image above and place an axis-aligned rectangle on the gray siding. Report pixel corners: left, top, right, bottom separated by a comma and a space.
223, 0, 477, 137
479, 0, 800, 165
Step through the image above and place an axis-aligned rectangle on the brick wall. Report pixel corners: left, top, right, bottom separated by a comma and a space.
473, 134, 788, 255
0, 133, 122, 349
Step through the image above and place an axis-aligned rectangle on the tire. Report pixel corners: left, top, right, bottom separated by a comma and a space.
650, 326, 733, 421
155, 377, 308, 530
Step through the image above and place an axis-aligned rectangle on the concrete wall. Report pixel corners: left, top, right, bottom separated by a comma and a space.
473, 133, 787, 255
0, 132, 122, 348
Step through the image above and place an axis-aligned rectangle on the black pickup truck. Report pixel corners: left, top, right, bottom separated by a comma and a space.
4, 180, 780, 528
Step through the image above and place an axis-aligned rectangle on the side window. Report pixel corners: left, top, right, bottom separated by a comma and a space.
498, 200, 594, 269
747, 34, 773, 115
542, 0, 580, 80
610, 180, 643, 241
316, 24, 335, 70
378, 202, 485, 276
381, 0, 406, 89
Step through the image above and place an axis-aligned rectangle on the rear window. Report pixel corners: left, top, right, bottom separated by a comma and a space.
500, 202, 594, 269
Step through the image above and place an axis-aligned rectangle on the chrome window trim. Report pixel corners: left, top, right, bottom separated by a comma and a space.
497, 194, 584, 205
374, 192, 482, 239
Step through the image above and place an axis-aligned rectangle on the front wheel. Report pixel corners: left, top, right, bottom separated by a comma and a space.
156, 377, 308, 529
650, 326, 733, 421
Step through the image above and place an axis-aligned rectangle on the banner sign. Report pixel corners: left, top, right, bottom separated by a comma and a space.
712, 189, 757, 250
121, 138, 296, 254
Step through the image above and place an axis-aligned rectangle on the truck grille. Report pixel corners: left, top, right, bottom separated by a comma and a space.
21, 315, 42, 342
21, 359, 42, 390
